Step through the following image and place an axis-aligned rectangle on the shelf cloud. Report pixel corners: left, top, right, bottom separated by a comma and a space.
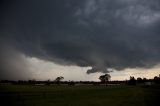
1, 0, 160, 77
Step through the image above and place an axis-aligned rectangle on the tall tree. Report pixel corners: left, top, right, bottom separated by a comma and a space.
129, 76, 136, 85
99, 74, 111, 86
55, 76, 64, 85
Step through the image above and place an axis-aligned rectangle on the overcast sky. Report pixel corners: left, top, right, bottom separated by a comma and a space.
1, 0, 160, 81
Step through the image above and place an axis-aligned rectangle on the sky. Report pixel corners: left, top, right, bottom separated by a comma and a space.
0, 0, 160, 81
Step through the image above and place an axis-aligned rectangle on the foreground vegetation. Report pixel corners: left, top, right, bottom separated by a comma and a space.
0, 85, 160, 106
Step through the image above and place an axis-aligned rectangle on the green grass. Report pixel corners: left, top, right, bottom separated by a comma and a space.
0, 85, 159, 106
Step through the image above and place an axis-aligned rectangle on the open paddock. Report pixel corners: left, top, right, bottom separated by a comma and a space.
0, 85, 159, 106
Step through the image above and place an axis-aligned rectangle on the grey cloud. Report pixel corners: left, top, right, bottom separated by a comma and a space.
1, 0, 160, 76
75, 0, 160, 27
0, 45, 32, 80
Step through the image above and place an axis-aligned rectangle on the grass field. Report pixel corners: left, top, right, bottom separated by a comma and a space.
0, 85, 159, 106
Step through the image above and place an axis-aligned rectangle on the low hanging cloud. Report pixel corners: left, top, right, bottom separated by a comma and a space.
1, 0, 160, 76
0, 45, 33, 80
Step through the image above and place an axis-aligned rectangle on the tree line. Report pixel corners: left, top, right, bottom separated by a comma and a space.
0, 74, 160, 86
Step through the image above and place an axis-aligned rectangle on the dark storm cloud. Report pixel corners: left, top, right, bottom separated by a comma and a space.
1, 0, 160, 77
0, 44, 33, 80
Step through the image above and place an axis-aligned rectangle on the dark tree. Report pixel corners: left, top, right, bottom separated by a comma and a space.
154, 75, 160, 84
55, 76, 64, 85
137, 77, 143, 83
142, 77, 147, 82
99, 74, 111, 86
129, 76, 136, 85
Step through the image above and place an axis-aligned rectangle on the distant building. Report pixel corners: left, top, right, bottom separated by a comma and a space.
35, 83, 45, 86
144, 82, 154, 86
